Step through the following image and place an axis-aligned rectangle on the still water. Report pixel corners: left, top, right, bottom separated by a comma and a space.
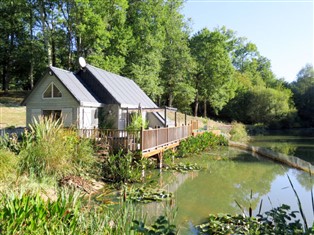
145, 129, 314, 234
249, 128, 314, 164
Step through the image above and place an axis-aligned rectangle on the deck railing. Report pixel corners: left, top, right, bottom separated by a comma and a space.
78, 122, 196, 154
141, 125, 192, 152
78, 128, 140, 152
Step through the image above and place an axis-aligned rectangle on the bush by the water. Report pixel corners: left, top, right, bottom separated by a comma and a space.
178, 131, 228, 157
102, 151, 143, 183
230, 122, 249, 142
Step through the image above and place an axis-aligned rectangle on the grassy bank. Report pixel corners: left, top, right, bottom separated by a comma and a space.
0, 91, 27, 128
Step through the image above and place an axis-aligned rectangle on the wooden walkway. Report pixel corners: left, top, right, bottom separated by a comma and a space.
79, 121, 198, 159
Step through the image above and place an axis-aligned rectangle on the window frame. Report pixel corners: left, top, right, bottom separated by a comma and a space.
42, 82, 62, 99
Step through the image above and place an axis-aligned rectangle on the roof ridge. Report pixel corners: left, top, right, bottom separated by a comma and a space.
49, 66, 72, 73
86, 64, 134, 82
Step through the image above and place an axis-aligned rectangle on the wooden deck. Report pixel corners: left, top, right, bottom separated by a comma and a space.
79, 121, 198, 158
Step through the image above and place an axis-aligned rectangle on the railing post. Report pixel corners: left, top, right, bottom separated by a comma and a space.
164, 107, 167, 127
175, 111, 177, 127
140, 127, 143, 151
156, 127, 159, 147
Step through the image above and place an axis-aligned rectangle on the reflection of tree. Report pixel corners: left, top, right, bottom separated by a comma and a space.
294, 146, 314, 164
271, 143, 297, 156
250, 133, 314, 164
170, 149, 288, 225
294, 170, 314, 191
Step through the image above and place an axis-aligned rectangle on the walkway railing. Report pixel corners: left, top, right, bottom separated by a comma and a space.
78, 122, 197, 154
141, 125, 192, 152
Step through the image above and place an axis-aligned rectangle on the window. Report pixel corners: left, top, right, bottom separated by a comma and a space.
43, 83, 62, 98
43, 110, 62, 121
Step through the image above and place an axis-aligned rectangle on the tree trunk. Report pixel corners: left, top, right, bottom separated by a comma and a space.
2, 65, 8, 92
168, 92, 173, 107
40, 1, 52, 66
203, 98, 207, 118
52, 39, 56, 66
29, 8, 34, 89
194, 92, 199, 117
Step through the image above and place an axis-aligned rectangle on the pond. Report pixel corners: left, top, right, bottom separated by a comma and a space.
249, 128, 314, 164
143, 129, 314, 234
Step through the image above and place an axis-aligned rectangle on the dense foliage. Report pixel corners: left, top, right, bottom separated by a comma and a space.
0, 0, 312, 127
290, 64, 314, 127
102, 151, 143, 183
178, 132, 228, 157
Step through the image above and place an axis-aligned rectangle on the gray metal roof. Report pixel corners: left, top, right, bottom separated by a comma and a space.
50, 66, 101, 106
86, 64, 157, 108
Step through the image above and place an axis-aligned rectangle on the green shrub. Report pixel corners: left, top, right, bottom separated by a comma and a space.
102, 151, 142, 183
0, 149, 18, 181
230, 122, 249, 142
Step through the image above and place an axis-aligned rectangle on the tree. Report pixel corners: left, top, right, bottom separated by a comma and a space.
291, 64, 314, 126
190, 28, 235, 117
123, 0, 166, 101
159, 0, 194, 109
0, 0, 44, 91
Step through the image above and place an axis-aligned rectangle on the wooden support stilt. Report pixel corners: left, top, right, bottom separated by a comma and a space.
157, 151, 163, 169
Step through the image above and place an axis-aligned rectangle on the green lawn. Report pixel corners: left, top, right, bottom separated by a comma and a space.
0, 91, 28, 128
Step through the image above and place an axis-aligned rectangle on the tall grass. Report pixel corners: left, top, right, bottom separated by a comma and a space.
0, 149, 17, 181
0, 191, 176, 234
18, 117, 97, 179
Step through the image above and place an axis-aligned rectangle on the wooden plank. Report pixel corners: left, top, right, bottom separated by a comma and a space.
142, 141, 180, 158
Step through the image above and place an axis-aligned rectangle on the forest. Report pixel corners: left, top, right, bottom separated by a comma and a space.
1, 0, 313, 128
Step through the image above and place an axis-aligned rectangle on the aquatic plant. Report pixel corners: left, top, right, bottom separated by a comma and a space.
123, 185, 173, 203
178, 131, 228, 157
132, 215, 177, 235
163, 162, 203, 173
197, 173, 314, 234
197, 205, 304, 235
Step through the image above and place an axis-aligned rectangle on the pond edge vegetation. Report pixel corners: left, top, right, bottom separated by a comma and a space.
1, 117, 314, 234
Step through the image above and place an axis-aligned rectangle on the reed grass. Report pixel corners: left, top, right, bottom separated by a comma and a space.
18, 117, 97, 180
0, 149, 18, 181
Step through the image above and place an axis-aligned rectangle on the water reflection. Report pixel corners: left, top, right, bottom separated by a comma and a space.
142, 146, 314, 234
250, 129, 314, 164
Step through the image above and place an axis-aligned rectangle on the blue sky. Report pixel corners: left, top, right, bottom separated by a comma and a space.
182, 0, 314, 83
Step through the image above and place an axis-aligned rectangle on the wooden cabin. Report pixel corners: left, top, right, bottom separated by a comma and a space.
21, 61, 168, 130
